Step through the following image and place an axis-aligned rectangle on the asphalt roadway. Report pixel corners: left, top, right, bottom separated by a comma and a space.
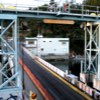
21, 48, 92, 100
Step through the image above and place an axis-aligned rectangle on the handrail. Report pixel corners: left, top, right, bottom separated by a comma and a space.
0, 2, 100, 16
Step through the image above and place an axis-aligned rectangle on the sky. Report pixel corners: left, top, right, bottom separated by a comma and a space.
0, 0, 83, 8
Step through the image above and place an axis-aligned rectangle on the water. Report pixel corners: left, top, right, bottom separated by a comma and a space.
47, 60, 81, 77
48, 60, 69, 72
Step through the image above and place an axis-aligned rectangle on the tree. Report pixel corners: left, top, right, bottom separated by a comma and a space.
83, 0, 100, 12
83, 0, 100, 6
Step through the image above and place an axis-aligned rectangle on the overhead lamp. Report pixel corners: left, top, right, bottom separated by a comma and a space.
43, 19, 75, 25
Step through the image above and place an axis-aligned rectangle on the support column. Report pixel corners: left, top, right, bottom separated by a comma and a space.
80, 22, 98, 85
79, 22, 100, 90
0, 14, 22, 99
93, 23, 100, 90
97, 23, 100, 79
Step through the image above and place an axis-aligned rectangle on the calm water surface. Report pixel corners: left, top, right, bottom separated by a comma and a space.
47, 60, 81, 77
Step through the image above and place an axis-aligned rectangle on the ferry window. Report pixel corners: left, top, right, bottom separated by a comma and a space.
59, 40, 67, 45
54, 49, 56, 51
29, 41, 34, 44
62, 41, 66, 44
49, 41, 52, 42
41, 48, 44, 51
43, 41, 46, 42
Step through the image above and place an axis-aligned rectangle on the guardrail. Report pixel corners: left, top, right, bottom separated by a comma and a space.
0, 2, 100, 17
35, 56, 65, 77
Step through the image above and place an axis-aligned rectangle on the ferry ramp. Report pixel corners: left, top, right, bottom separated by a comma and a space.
19, 47, 92, 100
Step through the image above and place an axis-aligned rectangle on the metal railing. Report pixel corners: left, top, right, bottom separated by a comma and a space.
0, 1, 100, 16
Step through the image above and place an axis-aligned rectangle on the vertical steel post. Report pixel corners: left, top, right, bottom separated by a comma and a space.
89, 23, 92, 71
97, 23, 100, 79
84, 25, 87, 72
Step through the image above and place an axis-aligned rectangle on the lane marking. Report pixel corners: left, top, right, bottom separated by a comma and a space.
19, 58, 54, 100
35, 60, 92, 100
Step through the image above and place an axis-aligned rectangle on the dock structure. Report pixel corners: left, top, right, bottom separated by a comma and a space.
0, 1, 100, 99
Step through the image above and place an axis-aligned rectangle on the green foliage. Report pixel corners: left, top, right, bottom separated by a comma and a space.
82, 0, 100, 13
83, 0, 100, 6
38, 4, 48, 11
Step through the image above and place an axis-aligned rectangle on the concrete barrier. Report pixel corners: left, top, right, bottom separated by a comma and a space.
85, 86, 90, 94
78, 82, 84, 90
89, 88, 93, 96
82, 84, 86, 92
